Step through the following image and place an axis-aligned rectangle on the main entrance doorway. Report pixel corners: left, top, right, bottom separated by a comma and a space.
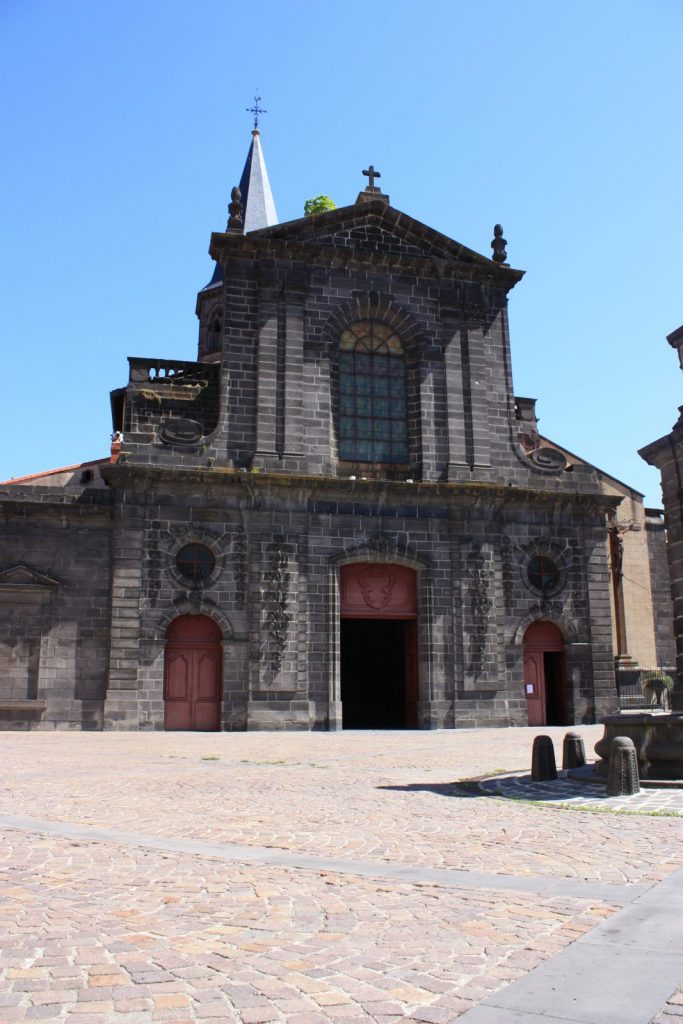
164, 614, 222, 731
339, 563, 418, 729
523, 621, 567, 726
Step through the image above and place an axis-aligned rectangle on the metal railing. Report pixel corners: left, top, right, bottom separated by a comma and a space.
616, 668, 675, 711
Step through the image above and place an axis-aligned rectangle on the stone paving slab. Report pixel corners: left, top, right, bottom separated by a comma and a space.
475, 771, 683, 813
0, 830, 612, 1023
1, 728, 682, 1023
0, 813, 648, 906
1, 729, 682, 886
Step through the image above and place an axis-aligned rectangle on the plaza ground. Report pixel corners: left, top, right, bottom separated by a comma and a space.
1, 727, 682, 1023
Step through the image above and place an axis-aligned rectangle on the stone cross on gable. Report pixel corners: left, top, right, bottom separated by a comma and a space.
363, 165, 381, 190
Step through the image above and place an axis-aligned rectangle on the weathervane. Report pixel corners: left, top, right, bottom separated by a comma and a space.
246, 95, 267, 129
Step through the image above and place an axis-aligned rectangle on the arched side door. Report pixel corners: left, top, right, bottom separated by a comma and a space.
164, 615, 222, 731
522, 621, 566, 726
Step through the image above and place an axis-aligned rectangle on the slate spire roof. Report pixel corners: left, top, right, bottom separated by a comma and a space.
201, 126, 278, 290
238, 128, 278, 233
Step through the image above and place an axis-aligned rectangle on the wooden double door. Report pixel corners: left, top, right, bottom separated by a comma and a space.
164, 615, 222, 731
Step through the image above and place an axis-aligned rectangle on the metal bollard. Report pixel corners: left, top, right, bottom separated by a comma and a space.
531, 735, 557, 781
607, 736, 640, 796
562, 731, 586, 770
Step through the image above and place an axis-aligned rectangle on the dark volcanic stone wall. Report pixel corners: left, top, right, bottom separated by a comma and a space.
0, 487, 113, 729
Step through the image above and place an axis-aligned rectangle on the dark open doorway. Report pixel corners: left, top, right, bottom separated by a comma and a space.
544, 651, 566, 725
341, 618, 417, 729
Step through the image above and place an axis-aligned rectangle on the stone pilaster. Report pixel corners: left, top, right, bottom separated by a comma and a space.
103, 498, 144, 729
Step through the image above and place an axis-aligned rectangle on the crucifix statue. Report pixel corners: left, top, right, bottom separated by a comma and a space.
362, 165, 381, 190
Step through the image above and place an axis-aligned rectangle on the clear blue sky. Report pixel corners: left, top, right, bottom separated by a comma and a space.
1, 0, 681, 504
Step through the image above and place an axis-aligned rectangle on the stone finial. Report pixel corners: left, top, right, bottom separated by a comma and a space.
227, 186, 244, 232
562, 731, 586, 770
491, 224, 507, 263
607, 736, 640, 796
531, 735, 557, 781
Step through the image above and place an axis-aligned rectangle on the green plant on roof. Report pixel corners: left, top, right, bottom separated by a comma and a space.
304, 195, 336, 216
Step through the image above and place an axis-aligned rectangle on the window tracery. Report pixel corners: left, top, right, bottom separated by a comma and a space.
338, 320, 408, 463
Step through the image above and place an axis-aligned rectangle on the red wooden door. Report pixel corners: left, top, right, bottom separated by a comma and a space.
522, 621, 565, 726
523, 648, 546, 725
164, 615, 222, 731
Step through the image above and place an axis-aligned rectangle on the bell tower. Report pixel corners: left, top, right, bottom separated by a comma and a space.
196, 100, 278, 363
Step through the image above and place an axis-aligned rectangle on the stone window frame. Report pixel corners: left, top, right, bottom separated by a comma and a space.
338, 319, 409, 464
323, 294, 423, 478
521, 542, 567, 599
168, 535, 223, 590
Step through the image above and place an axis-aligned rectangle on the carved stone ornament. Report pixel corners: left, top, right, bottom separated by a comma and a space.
528, 447, 567, 472
158, 417, 204, 446
357, 565, 396, 609
491, 224, 507, 264
467, 546, 493, 677
263, 540, 292, 673
233, 528, 248, 609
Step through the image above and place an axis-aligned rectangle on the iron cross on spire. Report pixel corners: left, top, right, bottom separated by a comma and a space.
246, 95, 267, 129
363, 164, 381, 189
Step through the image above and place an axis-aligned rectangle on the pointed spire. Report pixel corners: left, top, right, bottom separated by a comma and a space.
237, 128, 278, 233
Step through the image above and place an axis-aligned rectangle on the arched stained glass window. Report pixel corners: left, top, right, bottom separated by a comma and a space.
338, 320, 408, 463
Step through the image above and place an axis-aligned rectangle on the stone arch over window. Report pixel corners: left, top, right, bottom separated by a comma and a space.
322, 295, 422, 474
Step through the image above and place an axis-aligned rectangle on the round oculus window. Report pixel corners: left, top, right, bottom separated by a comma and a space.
175, 543, 216, 582
527, 555, 561, 595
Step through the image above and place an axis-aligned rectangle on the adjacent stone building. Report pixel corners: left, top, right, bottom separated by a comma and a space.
0, 129, 672, 731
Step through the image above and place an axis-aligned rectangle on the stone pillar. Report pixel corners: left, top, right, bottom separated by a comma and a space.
639, 325, 683, 709
442, 313, 490, 476
253, 296, 280, 465
608, 524, 634, 667
443, 317, 468, 473
466, 320, 492, 469
283, 295, 305, 464
103, 499, 144, 729
640, 408, 683, 709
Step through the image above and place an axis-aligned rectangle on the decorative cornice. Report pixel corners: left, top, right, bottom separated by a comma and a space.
101, 462, 618, 515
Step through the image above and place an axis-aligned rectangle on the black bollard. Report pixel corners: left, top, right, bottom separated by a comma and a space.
531, 735, 557, 781
562, 731, 586, 770
607, 736, 640, 796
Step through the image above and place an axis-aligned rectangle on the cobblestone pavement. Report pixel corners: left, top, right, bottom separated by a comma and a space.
653, 986, 683, 1024
1, 727, 682, 1023
476, 770, 683, 813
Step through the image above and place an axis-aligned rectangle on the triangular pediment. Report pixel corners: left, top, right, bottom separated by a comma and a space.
212, 200, 524, 283
0, 565, 60, 589
252, 201, 494, 262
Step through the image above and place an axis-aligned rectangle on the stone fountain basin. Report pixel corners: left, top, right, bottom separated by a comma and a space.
595, 711, 683, 781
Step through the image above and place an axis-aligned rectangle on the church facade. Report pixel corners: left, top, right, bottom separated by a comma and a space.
0, 130, 671, 731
